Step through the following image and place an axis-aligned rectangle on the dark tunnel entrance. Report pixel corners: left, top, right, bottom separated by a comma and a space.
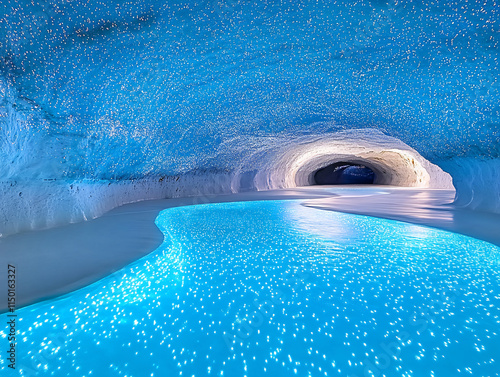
313, 162, 376, 185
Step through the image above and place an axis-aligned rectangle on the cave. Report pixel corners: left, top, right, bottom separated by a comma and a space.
1, 1, 499, 376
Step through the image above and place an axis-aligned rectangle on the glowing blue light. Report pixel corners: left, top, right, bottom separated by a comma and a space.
1, 200, 500, 376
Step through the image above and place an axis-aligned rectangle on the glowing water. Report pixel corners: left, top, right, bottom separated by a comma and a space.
1, 201, 499, 376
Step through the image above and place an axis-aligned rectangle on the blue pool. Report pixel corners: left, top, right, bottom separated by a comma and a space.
2, 200, 500, 377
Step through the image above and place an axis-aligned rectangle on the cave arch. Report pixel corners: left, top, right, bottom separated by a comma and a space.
231, 130, 454, 192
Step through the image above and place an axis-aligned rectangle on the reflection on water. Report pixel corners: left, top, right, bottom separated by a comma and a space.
1, 200, 499, 377
303, 187, 455, 223
288, 202, 361, 244
289, 201, 436, 245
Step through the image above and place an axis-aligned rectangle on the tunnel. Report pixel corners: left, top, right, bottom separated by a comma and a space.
313, 162, 376, 185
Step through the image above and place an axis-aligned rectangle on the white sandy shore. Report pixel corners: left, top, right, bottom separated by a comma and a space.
1, 185, 500, 312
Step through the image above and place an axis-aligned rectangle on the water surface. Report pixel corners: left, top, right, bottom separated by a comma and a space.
1, 200, 499, 377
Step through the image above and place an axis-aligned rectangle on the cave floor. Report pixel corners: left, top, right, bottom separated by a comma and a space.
1, 185, 499, 312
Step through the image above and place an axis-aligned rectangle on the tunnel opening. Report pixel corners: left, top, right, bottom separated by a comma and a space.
313, 162, 376, 185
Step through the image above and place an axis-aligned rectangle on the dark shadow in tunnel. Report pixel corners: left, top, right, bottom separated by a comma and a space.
313, 162, 375, 185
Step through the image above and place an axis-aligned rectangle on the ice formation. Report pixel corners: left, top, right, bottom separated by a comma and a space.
0, 0, 499, 236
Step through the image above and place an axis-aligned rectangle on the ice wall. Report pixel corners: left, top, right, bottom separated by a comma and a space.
440, 157, 500, 213
0, 173, 233, 237
0, 0, 499, 235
